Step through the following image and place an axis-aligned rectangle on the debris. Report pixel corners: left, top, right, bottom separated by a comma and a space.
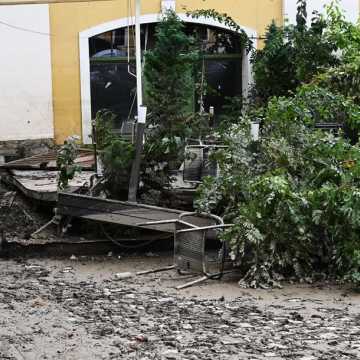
162, 349, 179, 359
31, 217, 58, 237
0, 191, 16, 208
0, 183, 48, 241
137, 265, 175, 276
0, 258, 358, 359
114, 272, 133, 280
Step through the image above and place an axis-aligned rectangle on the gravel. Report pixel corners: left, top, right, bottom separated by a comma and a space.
0, 257, 359, 359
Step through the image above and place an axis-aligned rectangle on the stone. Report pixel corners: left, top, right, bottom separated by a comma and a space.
162, 349, 179, 359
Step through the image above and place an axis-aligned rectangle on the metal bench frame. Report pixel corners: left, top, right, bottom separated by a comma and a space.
137, 212, 233, 289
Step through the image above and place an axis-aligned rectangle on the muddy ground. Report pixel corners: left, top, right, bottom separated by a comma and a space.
0, 253, 360, 360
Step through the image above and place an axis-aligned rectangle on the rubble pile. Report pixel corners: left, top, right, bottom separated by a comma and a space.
0, 182, 46, 241
0, 259, 359, 359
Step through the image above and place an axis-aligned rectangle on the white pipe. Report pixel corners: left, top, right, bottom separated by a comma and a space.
251, 121, 260, 141
135, 0, 143, 112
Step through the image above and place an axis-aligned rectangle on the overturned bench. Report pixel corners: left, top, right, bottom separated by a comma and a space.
55, 192, 234, 289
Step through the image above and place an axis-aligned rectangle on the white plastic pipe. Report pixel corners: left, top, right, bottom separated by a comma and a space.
251, 121, 260, 141
135, 0, 143, 113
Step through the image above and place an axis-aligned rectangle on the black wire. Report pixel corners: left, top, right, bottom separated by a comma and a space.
0, 20, 52, 36
100, 224, 172, 249
0, 19, 267, 41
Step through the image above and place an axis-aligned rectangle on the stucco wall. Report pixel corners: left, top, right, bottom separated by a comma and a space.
284, 0, 359, 24
0, 5, 54, 142
49, 0, 282, 144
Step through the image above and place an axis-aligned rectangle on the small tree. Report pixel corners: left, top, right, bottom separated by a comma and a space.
94, 110, 135, 200
144, 10, 197, 143
142, 10, 198, 197
251, 0, 338, 106
57, 135, 81, 191
251, 22, 298, 104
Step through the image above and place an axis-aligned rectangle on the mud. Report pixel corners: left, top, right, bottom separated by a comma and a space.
0, 254, 359, 359
0, 187, 48, 241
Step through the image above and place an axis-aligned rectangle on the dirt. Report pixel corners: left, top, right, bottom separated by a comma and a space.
0, 182, 49, 241
1, 253, 360, 360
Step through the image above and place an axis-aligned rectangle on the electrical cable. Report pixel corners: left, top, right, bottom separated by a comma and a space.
100, 224, 172, 249
0, 19, 51, 36
0, 18, 267, 41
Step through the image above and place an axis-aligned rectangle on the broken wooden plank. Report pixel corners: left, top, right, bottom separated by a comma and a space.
6, 171, 95, 202
0, 149, 94, 171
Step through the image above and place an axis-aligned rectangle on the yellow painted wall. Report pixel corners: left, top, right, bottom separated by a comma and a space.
49, 0, 282, 144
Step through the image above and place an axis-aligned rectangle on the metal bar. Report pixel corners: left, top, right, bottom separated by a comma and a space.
31, 218, 56, 237
136, 219, 197, 228
176, 224, 234, 234
58, 193, 183, 214
176, 276, 209, 290
179, 212, 224, 225
136, 265, 175, 275
185, 145, 228, 149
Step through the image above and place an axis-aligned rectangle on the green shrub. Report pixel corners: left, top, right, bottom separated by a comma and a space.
251, 0, 339, 106
57, 135, 81, 191
266, 85, 360, 135
196, 86, 360, 287
144, 10, 197, 142
101, 138, 134, 199
315, 57, 360, 106
94, 110, 134, 200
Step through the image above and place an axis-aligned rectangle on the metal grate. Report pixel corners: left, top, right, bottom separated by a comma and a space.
183, 144, 224, 184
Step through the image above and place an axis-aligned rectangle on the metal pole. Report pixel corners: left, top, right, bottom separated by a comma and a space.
135, 0, 143, 110
128, 0, 146, 202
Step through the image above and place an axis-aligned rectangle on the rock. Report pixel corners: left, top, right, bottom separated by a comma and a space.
70, 255, 78, 261
162, 349, 179, 359
182, 323, 192, 330
135, 334, 148, 342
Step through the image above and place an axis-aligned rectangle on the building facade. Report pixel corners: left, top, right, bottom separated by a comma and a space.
0, 0, 358, 148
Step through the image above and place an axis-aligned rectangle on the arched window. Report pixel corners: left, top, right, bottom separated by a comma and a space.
88, 23, 244, 130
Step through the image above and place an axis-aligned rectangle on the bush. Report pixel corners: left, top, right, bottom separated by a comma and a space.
251, 0, 339, 105
266, 85, 360, 135
195, 86, 360, 287
94, 110, 135, 200
101, 138, 135, 199
315, 57, 360, 105
57, 135, 81, 191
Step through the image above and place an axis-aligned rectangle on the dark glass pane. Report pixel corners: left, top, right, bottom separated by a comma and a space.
202, 58, 242, 116
90, 62, 137, 129
89, 23, 243, 127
